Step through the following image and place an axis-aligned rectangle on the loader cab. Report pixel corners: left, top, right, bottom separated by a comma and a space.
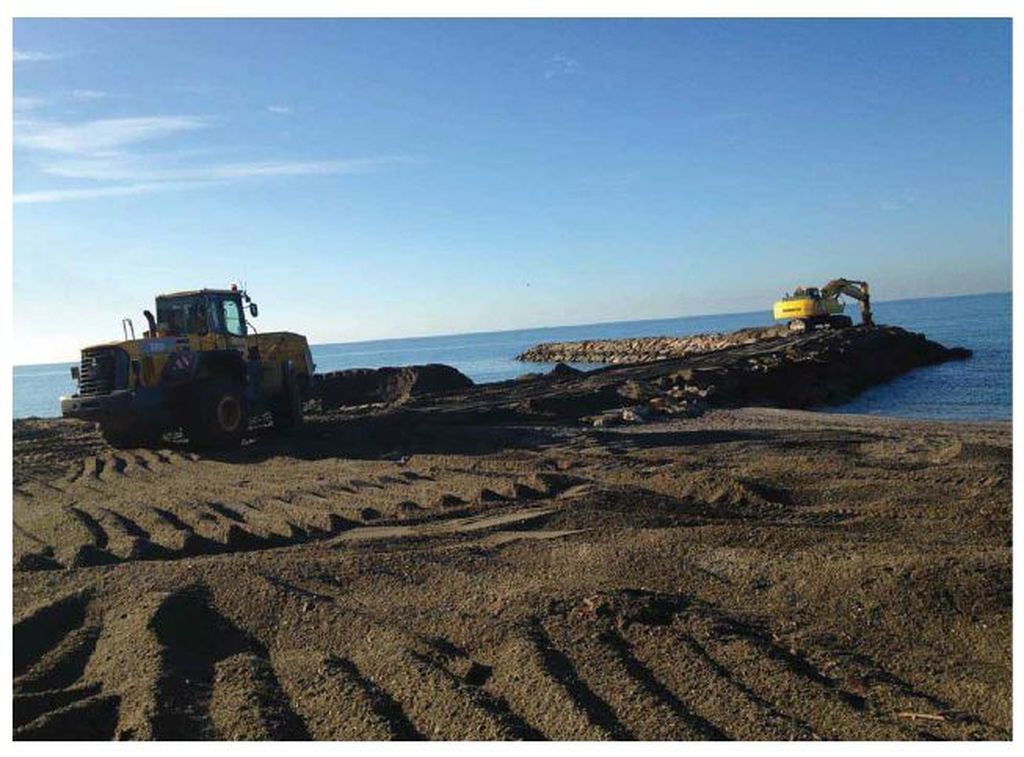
155, 289, 247, 338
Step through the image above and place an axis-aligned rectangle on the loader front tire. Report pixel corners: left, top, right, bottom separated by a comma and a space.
187, 380, 248, 449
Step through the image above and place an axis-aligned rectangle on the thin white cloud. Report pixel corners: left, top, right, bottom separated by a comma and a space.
14, 181, 209, 205
19, 158, 415, 204
266, 105, 292, 114
205, 158, 404, 179
71, 89, 108, 101
544, 53, 580, 79
15, 116, 211, 154
42, 156, 411, 182
15, 110, 416, 204
14, 50, 60, 63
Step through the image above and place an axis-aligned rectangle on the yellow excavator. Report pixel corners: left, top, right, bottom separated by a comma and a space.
773, 278, 873, 332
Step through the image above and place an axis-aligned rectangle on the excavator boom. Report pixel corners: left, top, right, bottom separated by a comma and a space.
820, 279, 873, 326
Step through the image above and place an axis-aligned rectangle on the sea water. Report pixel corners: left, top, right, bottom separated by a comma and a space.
12, 292, 1010, 423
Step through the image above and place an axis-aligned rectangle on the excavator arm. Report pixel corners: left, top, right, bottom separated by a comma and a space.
821, 278, 873, 326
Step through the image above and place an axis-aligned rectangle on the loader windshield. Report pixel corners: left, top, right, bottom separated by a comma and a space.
156, 292, 246, 337
156, 295, 210, 336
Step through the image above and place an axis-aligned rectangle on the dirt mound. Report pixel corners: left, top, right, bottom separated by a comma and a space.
548, 363, 584, 378
316, 364, 473, 409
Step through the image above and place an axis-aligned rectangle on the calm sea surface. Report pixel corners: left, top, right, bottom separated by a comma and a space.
13, 292, 1011, 422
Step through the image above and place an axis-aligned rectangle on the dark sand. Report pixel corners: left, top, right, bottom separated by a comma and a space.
12, 327, 1010, 740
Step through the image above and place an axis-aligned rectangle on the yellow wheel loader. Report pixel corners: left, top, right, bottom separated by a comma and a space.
60, 286, 315, 449
773, 278, 873, 332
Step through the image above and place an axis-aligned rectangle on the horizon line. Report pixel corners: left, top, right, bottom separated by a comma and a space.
12, 289, 1011, 368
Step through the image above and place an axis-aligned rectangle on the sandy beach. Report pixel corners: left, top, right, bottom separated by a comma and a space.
12, 325, 1011, 740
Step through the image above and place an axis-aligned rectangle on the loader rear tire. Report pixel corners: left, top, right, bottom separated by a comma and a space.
272, 366, 304, 431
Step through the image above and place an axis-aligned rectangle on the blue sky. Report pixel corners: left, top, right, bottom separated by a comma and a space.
13, 18, 1011, 363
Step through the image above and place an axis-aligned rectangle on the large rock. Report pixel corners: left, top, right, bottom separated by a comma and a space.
316, 364, 474, 409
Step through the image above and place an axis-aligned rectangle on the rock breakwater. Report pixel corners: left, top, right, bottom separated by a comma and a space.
517, 325, 791, 364
441, 326, 972, 423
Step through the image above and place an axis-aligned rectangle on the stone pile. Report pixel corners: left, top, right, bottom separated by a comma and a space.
517, 325, 791, 364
